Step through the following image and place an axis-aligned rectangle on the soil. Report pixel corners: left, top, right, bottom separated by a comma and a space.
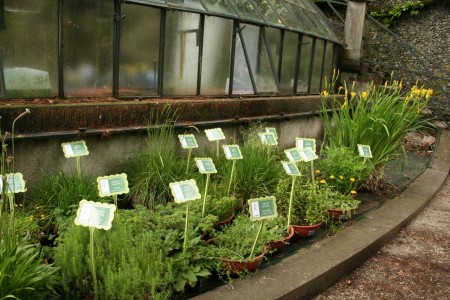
314, 176, 450, 300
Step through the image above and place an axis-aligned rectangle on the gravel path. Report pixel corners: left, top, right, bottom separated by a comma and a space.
314, 176, 450, 300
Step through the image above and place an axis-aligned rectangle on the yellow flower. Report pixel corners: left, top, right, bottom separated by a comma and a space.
29, 216, 34, 220
329, 175, 335, 179
350, 190, 357, 195
341, 100, 348, 109
350, 177, 355, 182
321, 90, 329, 97
338, 86, 343, 93
361, 91, 368, 99
320, 179, 326, 184
339, 175, 344, 180
351, 91, 356, 99
315, 169, 321, 174
426, 89, 433, 100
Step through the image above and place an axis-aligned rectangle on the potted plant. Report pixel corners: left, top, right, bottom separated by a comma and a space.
276, 178, 328, 238
207, 214, 286, 276
326, 190, 361, 221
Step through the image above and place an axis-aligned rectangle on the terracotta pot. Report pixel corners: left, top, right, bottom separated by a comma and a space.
219, 247, 267, 276
267, 225, 295, 251
292, 221, 323, 238
327, 209, 355, 221
213, 213, 235, 230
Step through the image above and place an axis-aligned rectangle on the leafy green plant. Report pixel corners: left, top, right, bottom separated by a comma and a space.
0, 219, 59, 299
316, 146, 374, 194
55, 205, 215, 299
233, 124, 283, 202
320, 78, 433, 180
276, 178, 329, 226
324, 189, 361, 219
370, 1, 424, 27
125, 106, 186, 210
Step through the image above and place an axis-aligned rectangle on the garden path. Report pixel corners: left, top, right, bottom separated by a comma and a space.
315, 176, 450, 299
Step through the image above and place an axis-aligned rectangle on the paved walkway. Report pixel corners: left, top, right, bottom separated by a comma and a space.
315, 176, 450, 299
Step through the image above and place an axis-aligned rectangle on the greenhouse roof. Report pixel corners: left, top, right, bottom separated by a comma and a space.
126, 0, 340, 43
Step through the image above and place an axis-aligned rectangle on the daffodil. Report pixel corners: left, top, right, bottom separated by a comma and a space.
351, 91, 356, 99
361, 91, 368, 99
320, 179, 326, 184
341, 100, 348, 109
321, 90, 329, 97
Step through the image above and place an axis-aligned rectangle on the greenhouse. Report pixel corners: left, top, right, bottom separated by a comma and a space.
0, 0, 340, 99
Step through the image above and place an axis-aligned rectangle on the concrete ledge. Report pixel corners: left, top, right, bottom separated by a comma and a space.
192, 130, 450, 300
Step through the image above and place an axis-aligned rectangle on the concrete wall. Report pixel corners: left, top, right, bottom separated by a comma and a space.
12, 116, 323, 188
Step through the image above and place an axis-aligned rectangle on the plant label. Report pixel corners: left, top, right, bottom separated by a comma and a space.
178, 134, 198, 149
74, 200, 116, 230
258, 132, 278, 146
61, 141, 89, 158
205, 128, 225, 141
299, 148, 318, 162
195, 157, 217, 174
0, 173, 27, 194
265, 127, 278, 140
284, 148, 302, 163
281, 161, 301, 176
170, 179, 201, 203
97, 174, 129, 197
248, 196, 278, 221
222, 144, 243, 160
296, 138, 316, 153
357, 144, 373, 158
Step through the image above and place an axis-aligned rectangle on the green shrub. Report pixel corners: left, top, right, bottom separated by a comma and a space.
316, 146, 374, 194
0, 220, 59, 299
320, 79, 433, 169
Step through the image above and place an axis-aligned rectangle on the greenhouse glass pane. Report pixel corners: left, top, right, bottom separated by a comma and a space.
321, 41, 335, 91
280, 31, 298, 94
310, 39, 324, 94
119, 4, 160, 97
265, 27, 281, 75
126, 0, 166, 7
233, 34, 253, 95
63, 0, 113, 97
163, 11, 200, 96
201, 16, 233, 95
267, 0, 300, 30
254, 0, 285, 28
231, 0, 264, 25
0, 0, 58, 98
240, 24, 277, 93
166, 0, 205, 13
297, 35, 313, 93
282, 1, 315, 34
202, 0, 237, 18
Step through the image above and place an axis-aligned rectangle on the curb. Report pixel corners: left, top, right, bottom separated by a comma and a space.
192, 129, 449, 300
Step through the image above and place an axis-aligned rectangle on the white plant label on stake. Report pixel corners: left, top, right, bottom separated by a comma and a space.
195, 157, 217, 174
299, 148, 318, 162
222, 144, 243, 160
178, 134, 199, 149
97, 174, 129, 197
265, 127, 278, 140
357, 144, 373, 158
248, 196, 278, 221
295, 138, 316, 153
284, 148, 303, 163
169, 179, 201, 203
61, 141, 89, 158
258, 132, 278, 146
0, 173, 27, 194
74, 200, 116, 230
205, 128, 225, 141
281, 161, 301, 176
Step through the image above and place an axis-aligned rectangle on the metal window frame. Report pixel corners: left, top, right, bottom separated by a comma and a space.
196, 14, 205, 96
0, 51, 5, 99
306, 37, 316, 94
237, 23, 257, 94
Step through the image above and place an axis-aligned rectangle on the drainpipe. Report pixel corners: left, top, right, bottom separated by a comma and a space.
340, 0, 367, 72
